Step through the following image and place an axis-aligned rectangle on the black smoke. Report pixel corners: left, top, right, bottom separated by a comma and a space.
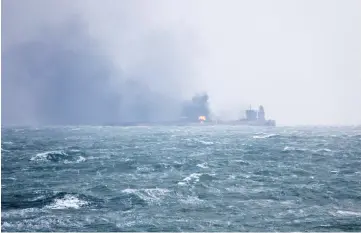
181, 93, 211, 122
2, 19, 121, 125
2, 17, 207, 125
1, 0, 210, 126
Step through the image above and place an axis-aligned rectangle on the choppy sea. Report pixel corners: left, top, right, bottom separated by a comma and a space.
1, 125, 361, 231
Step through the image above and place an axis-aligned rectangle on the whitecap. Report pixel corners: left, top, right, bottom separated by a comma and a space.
313, 148, 332, 153
30, 151, 67, 161
46, 194, 88, 209
282, 146, 306, 152
182, 173, 202, 183
64, 156, 86, 164
196, 162, 209, 169
199, 140, 214, 145
189, 151, 206, 157
226, 186, 247, 193
331, 210, 361, 217
136, 165, 153, 173
252, 134, 278, 139
177, 181, 187, 186
122, 188, 170, 203
177, 172, 215, 186
76, 156, 86, 163
2, 141, 13, 145
69, 149, 82, 153
283, 146, 294, 151
193, 139, 214, 145
1, 148, 11, 152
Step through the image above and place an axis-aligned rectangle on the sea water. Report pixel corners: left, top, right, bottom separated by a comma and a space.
1, 125, 361, 231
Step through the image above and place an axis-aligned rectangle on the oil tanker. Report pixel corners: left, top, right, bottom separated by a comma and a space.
196, 105, 276, 126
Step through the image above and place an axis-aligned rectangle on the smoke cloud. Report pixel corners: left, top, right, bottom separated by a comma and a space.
2, 0, 361, 126
1, 0, 204, 125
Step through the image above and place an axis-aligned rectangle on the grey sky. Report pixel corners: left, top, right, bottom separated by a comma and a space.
2, 0, 361, 125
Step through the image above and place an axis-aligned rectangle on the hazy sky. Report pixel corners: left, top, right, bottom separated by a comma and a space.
2, 0, 361, 125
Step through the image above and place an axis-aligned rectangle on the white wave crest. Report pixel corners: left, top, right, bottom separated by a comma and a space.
46, 194, 88, 209
64, 156, 86, 164
313, 148, 333, 153
282, 146, 307, 152
178, 173, 202, 186
193, 139, 214, 145
331, 210, 361, 217
31, 150, 86, 163
122, 188, 170, 203
30, 151, 67, 161
2, 141, 13, 145
76, 156, 86, 162
196, 162, 209, 169
252, 134, 278, 139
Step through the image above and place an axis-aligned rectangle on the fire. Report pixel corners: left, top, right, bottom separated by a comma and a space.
198, 116, 206, 121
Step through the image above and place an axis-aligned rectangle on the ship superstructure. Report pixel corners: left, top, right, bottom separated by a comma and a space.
239, 105, 276, 126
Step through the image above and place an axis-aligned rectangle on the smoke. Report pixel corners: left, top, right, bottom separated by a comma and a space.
1, 0, 204, 125
2, 0, 361, 126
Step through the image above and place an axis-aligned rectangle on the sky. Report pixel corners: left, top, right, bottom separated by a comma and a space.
2, 0, 361, 126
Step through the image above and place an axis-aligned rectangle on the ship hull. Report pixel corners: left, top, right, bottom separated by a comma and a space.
207, 120, 276, 127
104, 121, 275, 127
103, 119, 276, 127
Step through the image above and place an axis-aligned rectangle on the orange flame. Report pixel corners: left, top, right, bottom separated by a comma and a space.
198, 116, 206, 121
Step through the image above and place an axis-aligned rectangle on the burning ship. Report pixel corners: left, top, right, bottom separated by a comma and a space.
180, 93, 211, 124
103, 89, 275, 126
181, 93, 276, 126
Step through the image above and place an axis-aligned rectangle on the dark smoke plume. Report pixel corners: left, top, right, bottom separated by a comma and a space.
1, 2, 205, 126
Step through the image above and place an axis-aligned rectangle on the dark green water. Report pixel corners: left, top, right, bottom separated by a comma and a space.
2, 125, 361, 231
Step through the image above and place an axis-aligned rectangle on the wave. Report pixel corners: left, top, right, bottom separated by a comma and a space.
1, 191, 100, 210
1, 148, 11, 152
2, 141, 14, 145
252, 134, 279, 139
30, 149, 86, 163
121, 188, 170, 205
45, 194, 88, 209
196, 162, 209, 169
282, 146, 333, 154
179, 195, 205, 205
197, 140, 214, 145
3, 126, 361, 231
282, 146, 307, 152
330, 210, 361, 217
106, 194, 146, 211
178, 173, 216, 186
188, 138, 214, 145
313, 148, 333, 153
178, 173, 202, 186
233, 160, 251, 165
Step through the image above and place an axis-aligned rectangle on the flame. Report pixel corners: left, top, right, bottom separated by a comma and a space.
198, 116, 206, 121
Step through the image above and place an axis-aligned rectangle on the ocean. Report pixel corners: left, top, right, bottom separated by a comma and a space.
1, 125, 361, 231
